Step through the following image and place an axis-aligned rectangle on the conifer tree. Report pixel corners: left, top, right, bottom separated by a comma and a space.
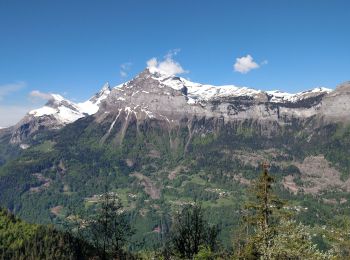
85, 192, 134, 260
235, 162, 333, 260
170, 202, 219, 259
237, 162, 284, 259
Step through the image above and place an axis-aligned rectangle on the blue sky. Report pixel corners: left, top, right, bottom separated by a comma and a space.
1, 0, 349, 126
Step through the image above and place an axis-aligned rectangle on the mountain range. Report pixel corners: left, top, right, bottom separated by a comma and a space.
1, 67, 350, 249
2, 67, 349, 147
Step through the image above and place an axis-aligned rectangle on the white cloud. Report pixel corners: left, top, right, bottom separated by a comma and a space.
147, 49, 188, 76
0, 105, 34, 127
233, 55, 260, 74
120, 62, 132, 78
147, 58, 158, 68
0, 82, 26, 100
29, 90, 53, 100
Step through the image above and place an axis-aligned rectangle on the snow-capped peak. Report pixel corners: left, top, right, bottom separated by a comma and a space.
26, 82, 112, 126
99, 82, 111, 94
143, 69, 261, 104
29, 94, 84, 124
124, 68, 332, 106
77, 82, 111, 115
143, 69, 333, 104
50, 93, 65, 102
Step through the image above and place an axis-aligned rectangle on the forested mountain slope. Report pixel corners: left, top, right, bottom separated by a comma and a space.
0, 69, 350, 249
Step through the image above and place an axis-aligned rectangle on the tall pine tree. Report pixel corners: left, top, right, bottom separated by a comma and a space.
235, 162, 332, 260
237, 162, 284, 259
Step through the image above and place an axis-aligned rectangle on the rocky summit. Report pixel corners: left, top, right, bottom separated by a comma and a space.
3, 68, 349, 146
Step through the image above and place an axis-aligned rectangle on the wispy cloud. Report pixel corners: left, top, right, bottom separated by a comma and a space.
120, 62, 132, 78
29, 90, 53, 101
233, 55, 266, 74
146, 58, 158, 68
0, 81, 26, 100
147, 49, 188, 76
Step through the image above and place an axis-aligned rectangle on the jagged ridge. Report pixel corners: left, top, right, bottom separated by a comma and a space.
4, 68, 350, 145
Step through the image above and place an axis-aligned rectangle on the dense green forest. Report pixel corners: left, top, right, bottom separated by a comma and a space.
1, 167, 349, 259
1, 116, 350, 258
0, 207, 95, 259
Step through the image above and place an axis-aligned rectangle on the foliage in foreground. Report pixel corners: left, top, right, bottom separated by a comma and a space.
235, 165, 334, 260
81, 192, 135, 260
2, 165, 350, 259
170, 203, 220, 259
0, 208, 95, 259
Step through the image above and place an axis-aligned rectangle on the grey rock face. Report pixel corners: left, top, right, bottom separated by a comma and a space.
10, 114, 61, 144
89, 83, 111, 104
7, 68, 350, 145
320, 82, 350, 122
101, 70, 195, 122
96, 69, 344, 129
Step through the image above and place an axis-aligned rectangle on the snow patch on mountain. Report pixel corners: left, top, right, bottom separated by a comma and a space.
29, 103, 84, 124
28, 83, 112, 125
50, 94, 65, 102
267, 87, 332, 103
29, 93, 84, 123
77, 82, 111, 115
146, 68, 332, 104
29, 106, 58, 117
